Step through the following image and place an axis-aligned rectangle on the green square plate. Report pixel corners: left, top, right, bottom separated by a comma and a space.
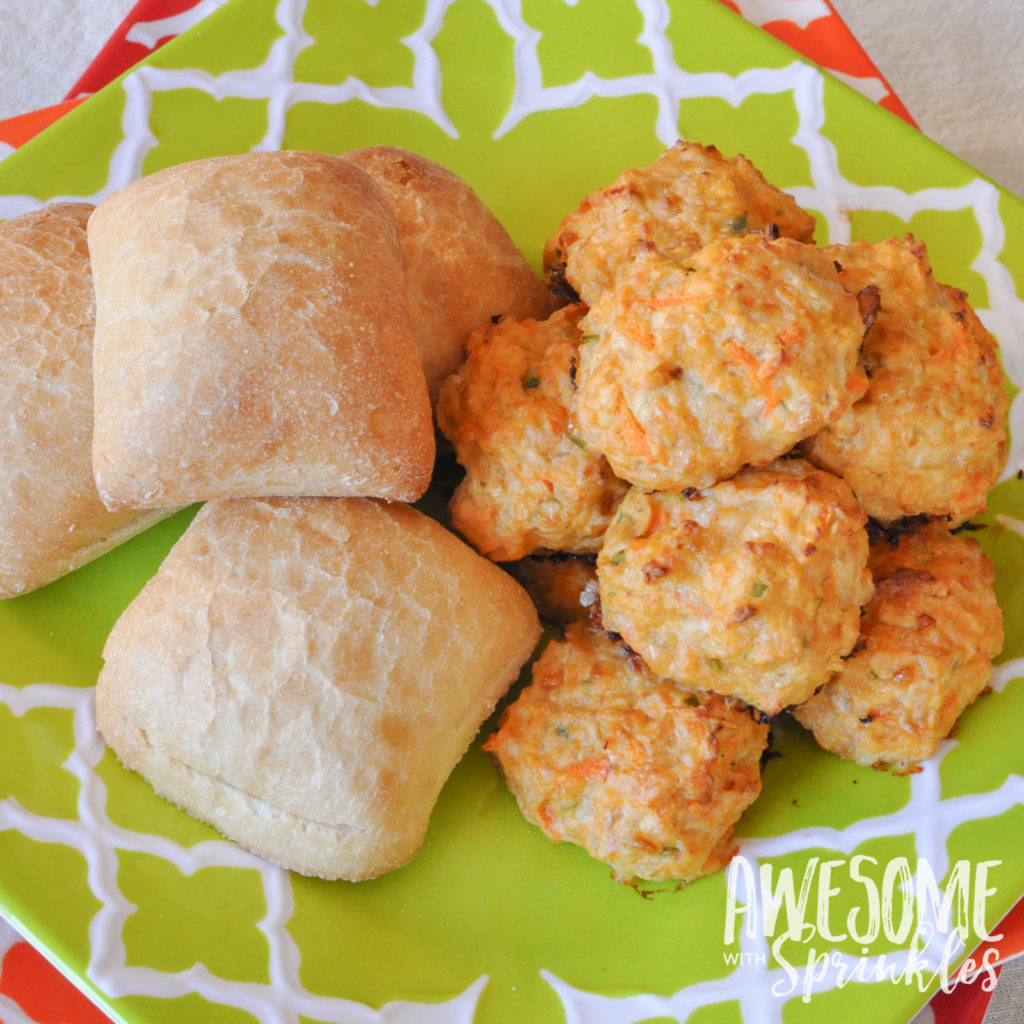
1, 1, 1022, 1022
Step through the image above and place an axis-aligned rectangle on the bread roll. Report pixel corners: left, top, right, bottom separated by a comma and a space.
95, 496, 542, 879
341, 146, 557, 400
87, 151, 434, 510
0, 204, 171, 598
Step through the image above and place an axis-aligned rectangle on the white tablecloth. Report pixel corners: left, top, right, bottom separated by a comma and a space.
835, 0, 1024, 198
0, 0, 132, 117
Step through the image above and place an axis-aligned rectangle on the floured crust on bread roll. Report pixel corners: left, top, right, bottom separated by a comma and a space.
95, 496, 542, 880
341, 146, 558, 401
88, 151, 434, 510
0, 204, 171, 598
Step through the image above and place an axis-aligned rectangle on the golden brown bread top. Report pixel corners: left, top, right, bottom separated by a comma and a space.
0, 203, 171, 598
96, 496, 542, 879
341, 146, 558, 400
88, 151, 435, 510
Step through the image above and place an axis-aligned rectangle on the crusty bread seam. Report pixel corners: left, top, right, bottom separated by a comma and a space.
120, 732, 373, 838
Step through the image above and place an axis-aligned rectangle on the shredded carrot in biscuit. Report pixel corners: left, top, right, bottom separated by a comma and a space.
614, 395, 655, 458
567, 755, 612, 780
722, 339, 779, 415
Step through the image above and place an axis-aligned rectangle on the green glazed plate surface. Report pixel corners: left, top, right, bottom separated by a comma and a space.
1, 1, 1023, 1023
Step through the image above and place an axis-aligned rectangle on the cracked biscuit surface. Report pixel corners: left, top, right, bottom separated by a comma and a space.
597, 459, 873, 715
544, 140, 816, 304
792, 520, 1004, 771
484, 621, 769, 883
802, 236, 1008, 524
0, 203, 172, 597
571, 235, 868, 492
438, 303, 628, 561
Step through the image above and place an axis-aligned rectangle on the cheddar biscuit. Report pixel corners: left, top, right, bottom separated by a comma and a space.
793, 520, 1003, 771
572, 236, 867, 491
484, 621, 768, 882
438, 304, 627, 561
597, 460, 873, 714
545, 139, 816, 304
803, 236, 1008, 524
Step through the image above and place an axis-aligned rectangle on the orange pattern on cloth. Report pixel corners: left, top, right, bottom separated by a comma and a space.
0, 939, 112, 1024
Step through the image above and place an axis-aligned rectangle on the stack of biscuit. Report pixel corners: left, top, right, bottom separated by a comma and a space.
439, 141, 1008, 882
0, 147, 552, 880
